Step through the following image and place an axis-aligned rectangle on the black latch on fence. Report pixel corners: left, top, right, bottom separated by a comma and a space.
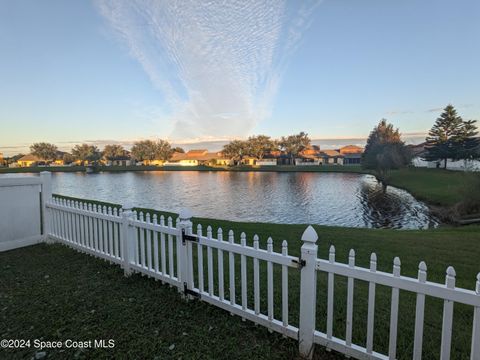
181, 229, 198, 245
183, 282, 201, 299
292, 258, 306, 269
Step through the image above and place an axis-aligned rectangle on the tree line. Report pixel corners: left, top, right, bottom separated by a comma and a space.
21, 133, 314, 165
24, 140, 185, 164
222, 133, 311, 164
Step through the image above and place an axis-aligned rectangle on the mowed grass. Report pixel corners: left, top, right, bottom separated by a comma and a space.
2, 212, 480, 359
387, 167, 474, 207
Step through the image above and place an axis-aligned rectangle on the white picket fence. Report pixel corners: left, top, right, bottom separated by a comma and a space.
44, 196, 480, 359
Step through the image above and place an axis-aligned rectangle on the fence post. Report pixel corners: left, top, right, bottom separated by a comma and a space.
40, 171, 52, 243
121, 207, 135, 276
298, 225, 319, 359
177, 208, 193, 297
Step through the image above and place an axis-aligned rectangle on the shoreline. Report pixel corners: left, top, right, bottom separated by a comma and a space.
0, 164, 369, 174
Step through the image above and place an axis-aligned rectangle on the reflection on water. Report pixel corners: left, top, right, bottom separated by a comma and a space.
37, 171, 436, 229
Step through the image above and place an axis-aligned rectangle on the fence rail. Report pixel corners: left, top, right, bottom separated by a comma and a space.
43, 189, 480, 360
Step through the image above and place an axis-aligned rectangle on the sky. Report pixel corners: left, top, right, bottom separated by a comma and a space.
0, 0, 479, 156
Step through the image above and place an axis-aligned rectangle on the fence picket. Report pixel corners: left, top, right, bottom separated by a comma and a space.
76, 201, 83, 248
229, 230, 235, 307
413, 261, 427, 360
389, 257, 401, 360
114, 208, 120, 257
267, 237, 274, 324
93, 205, 99, 252
253, 235, 260, 315
108, 207, 114, 256
139, 212, 146, 267
207, 226, 214, 297
168, 217, 174, 279
218, 228, 225, 301
77, 202, 83, 248
152, 215, 159, 273
197, 224, 204, 293
101, 206, 107, 253
282, 240, 289, 329
84, 203, 89, 248
346, 249, 355, 347
160, 216, 166, 277
63, 199, 67, 240
73, 202, 79, 245
66, 200, 72, 242
88, 204, 93, 250
146, 214, 153, 270
366, 252, 377, 354
440, 266, 456, 360
327, 245, 335, 341
240, 232, 247, 318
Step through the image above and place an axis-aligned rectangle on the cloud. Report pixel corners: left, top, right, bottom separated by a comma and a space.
385, 110, 413, 115
95, 0, 320, 140
426, 107, 444, 113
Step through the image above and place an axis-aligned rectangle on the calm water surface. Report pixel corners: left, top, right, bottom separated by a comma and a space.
42, 171, 437, 229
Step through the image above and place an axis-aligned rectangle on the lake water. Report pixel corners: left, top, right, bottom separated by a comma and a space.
42, 171, 437, 229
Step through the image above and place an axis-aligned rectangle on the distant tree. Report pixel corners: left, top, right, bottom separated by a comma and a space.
278, 132, 311, 165
30, 142, 58, 163
172, 147, 185, 153
5, 154, 24, 165
154, 140, 173, 161
130, 140, 172, 162
424, 105, 479, 168
103, 144, 126, 161
62, 153, 75, 164
246, 135, 276, 160
362, 119, 411, 187
222, 140, 248, 165
71, 144, 101, 165
131, 140, 158, 161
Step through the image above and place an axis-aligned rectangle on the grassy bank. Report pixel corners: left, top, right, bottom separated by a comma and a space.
387, 167, 472, 207
3, 197, 480, 359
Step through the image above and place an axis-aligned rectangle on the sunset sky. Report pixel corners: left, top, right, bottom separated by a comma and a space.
1, 0, 479, 155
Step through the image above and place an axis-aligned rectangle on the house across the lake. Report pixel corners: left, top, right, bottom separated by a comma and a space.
164, 149, 233, 166
16, 152, 67, 167
409, 143, 480, 171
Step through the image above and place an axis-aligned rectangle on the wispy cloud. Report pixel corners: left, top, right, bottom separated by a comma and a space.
426, 107, 444, 113
385, 110, 413, 115
95, 0, 320, 140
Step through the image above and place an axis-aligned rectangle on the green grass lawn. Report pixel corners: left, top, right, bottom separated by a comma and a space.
2, 212, 480, 359
387, 167, 473, 207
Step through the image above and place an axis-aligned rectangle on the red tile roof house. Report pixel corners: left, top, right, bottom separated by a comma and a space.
164, 150, 233, 166
295, 145, 322, 166
312, 145, 364, 166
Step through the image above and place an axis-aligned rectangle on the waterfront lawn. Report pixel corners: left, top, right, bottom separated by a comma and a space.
387, 167, 471, 206
2, 217, 480, 359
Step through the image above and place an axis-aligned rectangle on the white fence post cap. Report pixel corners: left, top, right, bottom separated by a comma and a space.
301, 225, 318, 243
179, 208, 193, 221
